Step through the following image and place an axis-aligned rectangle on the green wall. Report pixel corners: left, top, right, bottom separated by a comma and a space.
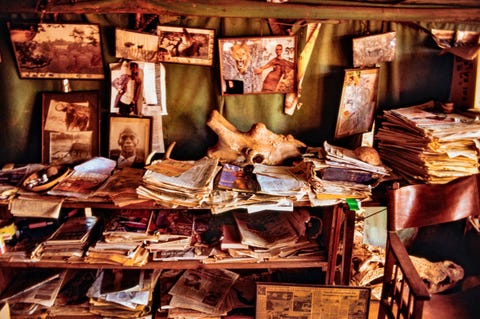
0, 14, 478, 165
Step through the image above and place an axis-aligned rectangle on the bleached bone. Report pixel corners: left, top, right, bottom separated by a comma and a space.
206, 110, 306, 165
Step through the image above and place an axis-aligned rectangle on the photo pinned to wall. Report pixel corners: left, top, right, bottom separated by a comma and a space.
9, 23, 104, 79
115, 28, 160, 63
219, 36, 297, 95
256, 282, 370, 319
353, 32, 396, 68
110, 60, 167, 116
108, 115, 152, 169
156, 26, 215, 66
334, 68, 380, 140
42, 91, 99, 164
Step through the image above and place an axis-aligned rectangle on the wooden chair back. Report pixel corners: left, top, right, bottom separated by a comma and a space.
387, 173, 480, 231
378, 173, 480, 319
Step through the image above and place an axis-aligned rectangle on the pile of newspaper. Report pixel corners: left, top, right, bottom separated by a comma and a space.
87, 269, 160, 318
137, 156, 220, 208
376, 101, 480, 183
160, 268, 240, 318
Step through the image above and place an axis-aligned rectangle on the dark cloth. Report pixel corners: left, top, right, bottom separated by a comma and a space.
109, 149, 145, 168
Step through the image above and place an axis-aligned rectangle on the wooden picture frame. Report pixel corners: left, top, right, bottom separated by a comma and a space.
218, 36, 297, 95
42, 91, 100, 165
256, 282, 370, 319
334, 67, 380, 139
8, 23, 104, 79
156, 26, 215, 66
108, 115, 152, 169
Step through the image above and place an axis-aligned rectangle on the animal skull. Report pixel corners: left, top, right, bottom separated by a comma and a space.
410, 256, 464, 293
206, 110, 305, 165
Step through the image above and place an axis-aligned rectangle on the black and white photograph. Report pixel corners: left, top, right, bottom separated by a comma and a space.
115, 28, 160, 63
108, 115, 152, 169
157, 26, 215, 66
42, 91, 100, 164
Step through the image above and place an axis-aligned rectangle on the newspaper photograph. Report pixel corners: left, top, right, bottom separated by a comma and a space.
256, 283, 370, 319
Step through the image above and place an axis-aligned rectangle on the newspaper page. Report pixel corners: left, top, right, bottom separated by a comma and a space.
168, 268, 239, 313
256, 283, 370, 319
8, 270, 67, 307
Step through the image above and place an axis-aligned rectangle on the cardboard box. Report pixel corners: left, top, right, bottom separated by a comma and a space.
449, 30, 480, 110
450, 55, 480, 110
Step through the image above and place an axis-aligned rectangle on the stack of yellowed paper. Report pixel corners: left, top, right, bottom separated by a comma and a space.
137, 156, 220, 208
376, 101, 480, 183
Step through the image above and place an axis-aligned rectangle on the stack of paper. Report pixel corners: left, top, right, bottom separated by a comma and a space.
164, 268, 239, 318
0, 269, 67, 312
146, 209, 203, 261
137, 156, 220, 208
85, 210, 155, 266
47, 157, 116, 198
87, 269, 160, 318
307, 142, 390, 204
48, 269, 98, 317
33, 216, 99, 261
376, 101, 480, 183
93, 167, 150, 207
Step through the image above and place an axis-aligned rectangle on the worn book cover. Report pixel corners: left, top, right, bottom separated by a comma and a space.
48, 157, 116, 198
155, 209, 194, 239
221, 223, 249, 250
45, 216, 99, 245
217, 163, 259, 192
320, 166, 377, 184
103, 209, 155, 236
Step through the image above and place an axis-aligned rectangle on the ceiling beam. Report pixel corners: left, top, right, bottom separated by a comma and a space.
0, 0, 478, 24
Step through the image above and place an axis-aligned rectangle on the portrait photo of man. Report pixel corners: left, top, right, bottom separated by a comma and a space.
108, 116, 152, 169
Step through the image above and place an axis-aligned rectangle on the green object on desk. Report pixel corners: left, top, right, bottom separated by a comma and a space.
346, 198, 360, 211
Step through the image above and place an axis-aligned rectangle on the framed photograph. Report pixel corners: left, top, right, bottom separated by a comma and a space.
256, 282, 370, 319
115, 28, 161, 63
42, 91, 100, 165
334, 67, 380, 139
108, 115, 152, 169
353, 32, 396, 68
8, 23, 104, 79
218, 36, 297, 95
156, 26, 215, 66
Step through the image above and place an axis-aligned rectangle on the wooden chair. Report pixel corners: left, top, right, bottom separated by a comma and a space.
377, 173, 480, 319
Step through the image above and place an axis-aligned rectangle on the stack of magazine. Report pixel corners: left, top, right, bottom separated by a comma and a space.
376, 101, 480, 183
32, 216, 100, 261
137, 156, 220, 208
85, 210, 155, 266
303, 142, 390, 206
146, 209, 203, 262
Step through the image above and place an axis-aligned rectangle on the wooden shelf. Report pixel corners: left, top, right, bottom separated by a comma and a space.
0, 258, 328, 270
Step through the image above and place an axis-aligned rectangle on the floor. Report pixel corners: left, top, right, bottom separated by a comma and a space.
369, 300, 379, 319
